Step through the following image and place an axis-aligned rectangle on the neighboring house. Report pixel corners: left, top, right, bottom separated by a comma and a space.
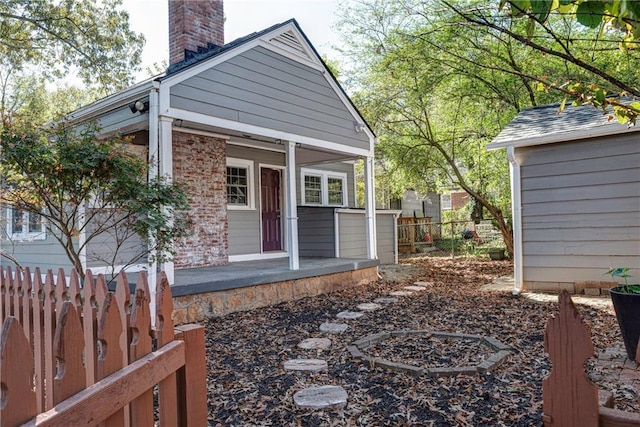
489, 101, 640, 294
1, 1, 398, 310
389, 190, 441, 223
441, 190, 470, 212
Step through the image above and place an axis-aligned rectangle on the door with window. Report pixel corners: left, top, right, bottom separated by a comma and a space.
261, 168, 282, 252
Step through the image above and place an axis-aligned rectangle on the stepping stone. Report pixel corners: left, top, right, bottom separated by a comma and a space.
320, 322, 348, 333
414, 281, 434, 287
298, 338, 332, 350
374, 297, 399, 304
404, 286, 426, 292
293, 385, 348, 409
357, 303, 382, 311
390, 291, 412, 297
283, 359, 328, 372
337, 311, 364, 320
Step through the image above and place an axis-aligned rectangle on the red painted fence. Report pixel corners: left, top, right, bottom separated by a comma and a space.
543, 290, 640, 426
0, 266, 207, 426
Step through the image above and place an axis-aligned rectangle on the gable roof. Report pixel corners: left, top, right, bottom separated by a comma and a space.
488, 99, 639, 150
161, 19, 374, 138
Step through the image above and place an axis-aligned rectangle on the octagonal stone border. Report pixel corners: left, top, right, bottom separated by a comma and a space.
347, 330, 512, 377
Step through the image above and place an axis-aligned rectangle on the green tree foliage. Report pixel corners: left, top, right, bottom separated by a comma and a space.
446, 0, 640, 122
0, 0, 145, 91
338, 0, 640, 256
0, 120, 191, 279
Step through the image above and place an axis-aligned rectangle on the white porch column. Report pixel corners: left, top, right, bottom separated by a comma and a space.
159, 115, 175, 284
285, 141, 299, 270
147, 88, 159, 305
364, 156, 377, 259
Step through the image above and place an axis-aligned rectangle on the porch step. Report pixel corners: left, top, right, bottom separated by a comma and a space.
319, 322, 348, 333
297, 338, 332, 350
293, 385, 348, 409
336, 311, 364, 320
283, 359, 328, 372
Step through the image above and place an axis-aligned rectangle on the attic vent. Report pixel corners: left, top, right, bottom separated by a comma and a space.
269, 30, 312, 60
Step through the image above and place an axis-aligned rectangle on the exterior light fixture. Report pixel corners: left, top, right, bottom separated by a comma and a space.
129, 100, 149, 114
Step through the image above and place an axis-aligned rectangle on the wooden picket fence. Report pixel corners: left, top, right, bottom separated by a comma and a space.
0, 266, 207, 426
397, 217, 433, 253
543, 290, 640, 426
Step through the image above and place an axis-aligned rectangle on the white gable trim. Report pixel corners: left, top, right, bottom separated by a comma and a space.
167, 107, 373, 158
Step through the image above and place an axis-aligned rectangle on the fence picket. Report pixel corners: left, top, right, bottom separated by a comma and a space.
21, 268, 33, 349
14, 268, 24, 325
32, 268, 46, 413
83, 270, 98, 387
129, 272, 154, 425
43, 270, 56, 410
68, 269, 81, 312
543, 290, 600, 426
6, 266, 14, 317
157, 272, 179, 426
0, 316, 37, 425
97, 292, 126, 426
115, 271, 132, 427
0, 267, 5, 321
53, 301, 85, 405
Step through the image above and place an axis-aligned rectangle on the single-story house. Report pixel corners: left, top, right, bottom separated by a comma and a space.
488, 101, 640, 294
1, 0, 402, 321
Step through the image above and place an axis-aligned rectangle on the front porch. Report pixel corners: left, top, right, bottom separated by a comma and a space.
170, 257, 380, 323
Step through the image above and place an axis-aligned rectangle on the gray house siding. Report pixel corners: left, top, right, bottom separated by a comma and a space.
298, 207, 336, 257
337, 211, 397, 264
1, 206, 73, 271
170, 46, 369, 151
517, 134, 640, 284
75, 103, 149, 136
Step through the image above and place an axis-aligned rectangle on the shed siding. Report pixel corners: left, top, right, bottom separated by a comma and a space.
298, 207, 336, 257
517, 134, 640, 283
170, 46, 369, 151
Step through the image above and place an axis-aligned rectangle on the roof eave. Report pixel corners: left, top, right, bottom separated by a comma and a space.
487, 122, 639, 150
63, 79, 157, 125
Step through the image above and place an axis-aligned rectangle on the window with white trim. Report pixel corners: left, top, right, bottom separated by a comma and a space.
301, 168, 348, 207
226, 158, 255, 210
7, 207, 46, 240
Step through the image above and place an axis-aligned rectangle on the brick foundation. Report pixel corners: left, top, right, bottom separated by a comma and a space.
172, 131, 228, 268
172, 267, 379, 324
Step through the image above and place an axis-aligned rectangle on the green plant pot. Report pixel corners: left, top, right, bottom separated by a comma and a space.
488, 248, 505, 260
610, 286, 640, 360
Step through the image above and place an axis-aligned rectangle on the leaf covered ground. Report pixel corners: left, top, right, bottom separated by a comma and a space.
204, 256, 624, 426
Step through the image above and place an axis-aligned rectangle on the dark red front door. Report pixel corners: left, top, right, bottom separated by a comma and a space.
261, 168, 282, 252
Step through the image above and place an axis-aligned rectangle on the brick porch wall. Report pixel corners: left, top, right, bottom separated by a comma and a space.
172, 267, 379, 323
172, 131, 228, 268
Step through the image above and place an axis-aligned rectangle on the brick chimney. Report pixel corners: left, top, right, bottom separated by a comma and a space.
169, 0, 224, 65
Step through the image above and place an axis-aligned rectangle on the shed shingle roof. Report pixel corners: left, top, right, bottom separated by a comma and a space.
489, 99, 638, 149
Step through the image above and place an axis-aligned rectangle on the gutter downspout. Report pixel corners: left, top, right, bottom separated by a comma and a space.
507, 146, 523, 294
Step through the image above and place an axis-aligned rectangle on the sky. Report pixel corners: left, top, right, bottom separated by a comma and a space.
124, 0, 346, 82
